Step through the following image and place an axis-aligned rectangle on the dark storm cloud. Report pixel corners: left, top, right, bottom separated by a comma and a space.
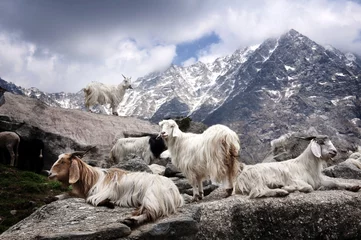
0, 0, 209, 60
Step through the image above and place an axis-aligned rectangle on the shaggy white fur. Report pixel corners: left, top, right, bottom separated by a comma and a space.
159, 119, 240, 201
84, 75, 132, 115
110, 135, 166, 165
235, 136, 361, 198
48, 152, 183, 226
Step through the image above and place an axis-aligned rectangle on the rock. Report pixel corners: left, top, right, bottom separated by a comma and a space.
3, 189, 361, 239
0, 92, 158, 170
172, 178, 217, 196
174, 172, 186, 178
323, 161, 361, 179
172, 178, 192, 193
164, 162, 181, 177
151, 156, 170, 166
112, 157, 152, 173
184, 184, 219, 197
149, 164, 166, 175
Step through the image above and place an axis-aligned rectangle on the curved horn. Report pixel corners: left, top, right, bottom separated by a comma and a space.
70, 146, 96, 159
295, 136, 317, 141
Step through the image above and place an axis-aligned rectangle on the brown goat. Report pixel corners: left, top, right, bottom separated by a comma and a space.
48, 152, 184, 227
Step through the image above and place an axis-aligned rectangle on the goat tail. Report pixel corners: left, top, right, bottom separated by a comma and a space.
109, 148, 117, 165
219, 132, 240, 189
228, 142, 240, 182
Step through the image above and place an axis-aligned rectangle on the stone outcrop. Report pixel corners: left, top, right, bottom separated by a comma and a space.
2, 187, 361, 240
0, 92, 158, 169
323, 160, 361, 180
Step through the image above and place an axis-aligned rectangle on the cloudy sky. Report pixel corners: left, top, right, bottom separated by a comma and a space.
0, 0, 360, 93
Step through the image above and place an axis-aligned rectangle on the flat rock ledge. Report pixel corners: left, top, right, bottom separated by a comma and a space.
2, 189, 361, 240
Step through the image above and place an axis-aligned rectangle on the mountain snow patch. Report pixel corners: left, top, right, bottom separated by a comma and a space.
284, 65, 296, 71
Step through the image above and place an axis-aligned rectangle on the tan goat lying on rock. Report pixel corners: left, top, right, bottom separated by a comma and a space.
236, 135, 361, 198
48, 151, 184, 227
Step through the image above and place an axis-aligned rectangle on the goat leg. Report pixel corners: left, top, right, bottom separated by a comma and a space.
345, 185, 361, 192
97, 198, 115, 209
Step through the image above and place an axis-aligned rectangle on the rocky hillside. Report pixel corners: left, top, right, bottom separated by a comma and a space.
2, 85, 361, 239
0, 92, 159, 170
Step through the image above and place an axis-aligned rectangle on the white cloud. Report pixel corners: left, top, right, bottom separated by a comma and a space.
182, 57, 197, 67
197, 0, 361, 63
0, 0, 360, 92
0, 32, 176, 92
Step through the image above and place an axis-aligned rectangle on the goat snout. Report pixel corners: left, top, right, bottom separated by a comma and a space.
160, 132, 168, 138
329, 149, 337, 158
48, 171, 56, 179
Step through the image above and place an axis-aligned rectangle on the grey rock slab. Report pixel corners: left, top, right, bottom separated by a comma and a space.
3, 188, 361, 239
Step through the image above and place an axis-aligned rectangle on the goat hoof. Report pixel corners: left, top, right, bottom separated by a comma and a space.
347, 185, 361, 192
112, 112, 119, 116
275, 190, 290, 197
120, 218, 137, 227
225, 188, 233, 197
191, 194, 200, 202
97, 199, 115, 209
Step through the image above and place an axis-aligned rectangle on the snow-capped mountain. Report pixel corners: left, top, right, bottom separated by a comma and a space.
2, 29, 361, 164
0, 78, 85, 110
117, 45, 257, 122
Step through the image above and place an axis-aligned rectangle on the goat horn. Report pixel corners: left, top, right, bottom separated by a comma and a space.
70, 146, 96, 159
122, 74, 126, 79
295, 136, 316, 141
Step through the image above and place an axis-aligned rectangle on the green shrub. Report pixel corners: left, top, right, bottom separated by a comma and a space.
0, 163, 63, 234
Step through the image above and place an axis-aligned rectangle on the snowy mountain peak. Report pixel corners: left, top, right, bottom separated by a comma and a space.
1, 29, 360, 128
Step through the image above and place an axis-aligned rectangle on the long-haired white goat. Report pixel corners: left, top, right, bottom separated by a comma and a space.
235, 135, 361, 198
48, 151, 183, 226
159, 119, 240, 201
110, 135, 167, 165
84, 75, 132, 115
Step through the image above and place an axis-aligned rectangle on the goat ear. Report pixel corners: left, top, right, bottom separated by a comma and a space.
172, 125, 182, 137
310, 140, 322, 158
69, 159, 80, 184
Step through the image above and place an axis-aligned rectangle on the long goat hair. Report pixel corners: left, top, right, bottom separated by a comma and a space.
159, 119, 240, 201
110, 135, 166, 165
84, 74, 132, 115
48, 151, 183, 226
235, 135, 361, 198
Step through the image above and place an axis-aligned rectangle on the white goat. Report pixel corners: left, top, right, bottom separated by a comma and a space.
236, 135, 361, 198
84, 74, 132, 115
110, 135, 167, 165
0, 131, 20, 166
344, 152, 361, 169
270, 132, 295, 152
48, 151, 183, 227
159, 119, 240, 201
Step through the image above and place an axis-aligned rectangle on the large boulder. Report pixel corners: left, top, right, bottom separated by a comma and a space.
2, 187, 361, 240
0, 92, 158, 170
323, 160, 361, 180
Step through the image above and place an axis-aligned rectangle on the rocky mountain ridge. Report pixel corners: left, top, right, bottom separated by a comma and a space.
1, 29, 361, 164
